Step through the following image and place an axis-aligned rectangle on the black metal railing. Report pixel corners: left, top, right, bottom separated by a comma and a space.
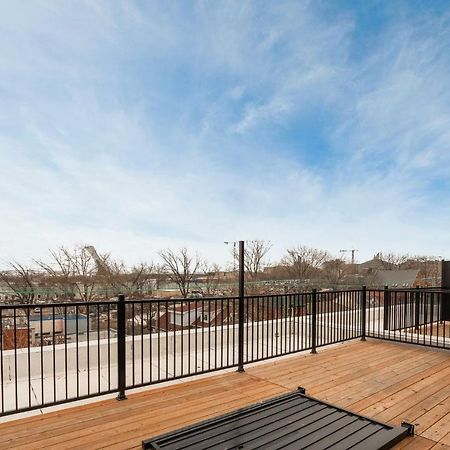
366, 287, 450, 349
1, 287, 449, 417
0, 300, 118, 417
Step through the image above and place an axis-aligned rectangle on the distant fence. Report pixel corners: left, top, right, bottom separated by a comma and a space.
0, 287, 448, 417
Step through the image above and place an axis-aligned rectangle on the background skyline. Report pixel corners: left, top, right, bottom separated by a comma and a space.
1, 1, 450, 269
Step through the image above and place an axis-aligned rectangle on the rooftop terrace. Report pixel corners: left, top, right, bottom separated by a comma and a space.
0, 340, 449, 449
1, 287, 449, 448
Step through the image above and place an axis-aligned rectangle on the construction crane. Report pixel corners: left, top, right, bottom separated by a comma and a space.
340, 249, 358, 265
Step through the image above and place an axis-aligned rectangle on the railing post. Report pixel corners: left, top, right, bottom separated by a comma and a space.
311, 289, 317, 354
383, 286, 390, 331
237, 240, 245, 373
414, 285, 420, 331
116, 294, 127, 400
361, 286, 367, 341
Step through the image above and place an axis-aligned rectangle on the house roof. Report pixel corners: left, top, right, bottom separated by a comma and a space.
372, 269, 420, 287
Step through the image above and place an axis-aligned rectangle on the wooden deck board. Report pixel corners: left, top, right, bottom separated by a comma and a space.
0, 339, 449, 449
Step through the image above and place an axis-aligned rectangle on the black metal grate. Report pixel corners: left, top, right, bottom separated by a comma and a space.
142, 388, 413, 450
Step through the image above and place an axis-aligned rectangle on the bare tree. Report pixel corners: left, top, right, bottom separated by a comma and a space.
0, 262, 37, 303
36, 246, 98, 301
403, 255, 441, 286
158, 248, 202, 298
377, 252, 410, 270
232, 240, 272, 280
202, 262, 222, 296
281, 245, 330, 280
104, 260, 156, 297
323, 258, 348, 288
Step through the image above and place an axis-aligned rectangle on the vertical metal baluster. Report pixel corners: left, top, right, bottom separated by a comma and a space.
173, 299, 176, 378
148, 301, 152, 384
107, 303, 111, 391
301, 294, 305, 349
323, 291, 330, 344
214, 299, 217, 369
346, 291, 350, 340
27, 307, 31, 408
289, 295, 293, 352
256, 296, 260, 360
275, 295, 281, 355
347, 290, 351, 340
245, 296, 248, 362
165, 301, 169, 379
132, 302, 135, 386
430, 292, 434, 347
296, 293, 299, 348
157, 301, 160, 381
52, 306, 56, 403
345, 291, 349, 341
208, 299, 211, 372
87, 304, 90, 395
180, 301, 184, 377
283, 295, 286, 352
311, 290, 317, 353
330, 291, 333, 343
394, 291, 399, 340
64, 306, 68, 400
345, 291, 348, 341
324, 292, 327, 344
247, 296, 251, 363
0, 308, 3, 414
436, 292, 440, 346
282, 295, 285, 354
14, 308, 18, 410
403, 291, 407, 341
140, 301, 144, 384
266, 297, 269, 358
76, 305, 79, 398
423, 290, 427, 346
377, 290, 380, 337
225, 298, 229, 367
336, 292, 340, 342
325, 291, 329, 344
443, 292, 447, 347
232, 298, 236, 366
361, 287, 367, 341
352, 291, 356, 339
220, 297, 224, 368
116, 295, 127, 401
195, 298, 199, 371
188, 300, 191, 375
97, 305, 101, 392
328, 292, 331, 344
40, 307, 44, 407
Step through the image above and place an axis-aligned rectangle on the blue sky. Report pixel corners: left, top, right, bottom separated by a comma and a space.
1, 0, 450, 268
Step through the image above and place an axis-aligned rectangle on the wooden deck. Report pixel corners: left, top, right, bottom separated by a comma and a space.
0, 339, 449, 449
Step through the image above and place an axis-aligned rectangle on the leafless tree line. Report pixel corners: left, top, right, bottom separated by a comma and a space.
0, 242, 442, 303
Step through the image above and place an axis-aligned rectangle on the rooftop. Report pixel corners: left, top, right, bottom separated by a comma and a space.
1, 339, 449, 449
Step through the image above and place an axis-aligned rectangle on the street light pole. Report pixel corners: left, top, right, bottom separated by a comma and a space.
224, 239, 245, 372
